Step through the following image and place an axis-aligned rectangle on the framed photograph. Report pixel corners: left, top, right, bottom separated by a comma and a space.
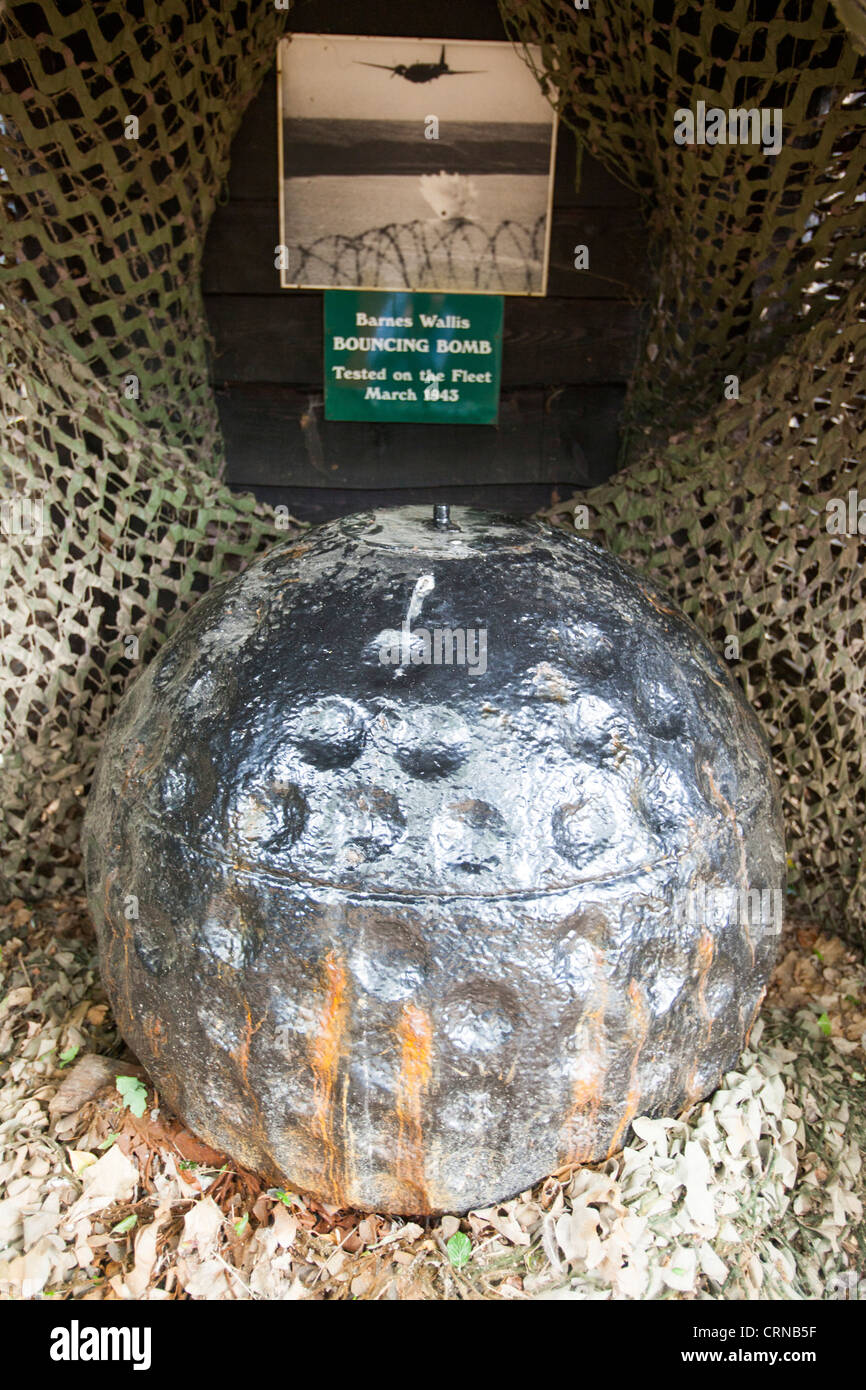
276, 34, 558, 296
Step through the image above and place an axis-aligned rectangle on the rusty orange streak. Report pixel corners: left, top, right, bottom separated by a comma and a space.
700, 760, 754, 965
121, 745, 145, 793
102, 866, 118, 924
395, 1002, 433, 1210
233, 1001, 267, 1088
309, 951, 349, 1201
607, 979, 650, 1158
143, 1012, 164, 1059
231, 1002, 269, 1139
744, 985, 768, 1049
567, 1000, 607, 1165
639, 586, 678, 618
696, 929, 715, 1044
565, 950, 609, 1165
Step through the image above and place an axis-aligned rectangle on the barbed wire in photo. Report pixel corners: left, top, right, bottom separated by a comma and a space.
290, 215, 547, 292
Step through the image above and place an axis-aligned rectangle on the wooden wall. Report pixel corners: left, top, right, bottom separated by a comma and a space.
202, 0, 648, 520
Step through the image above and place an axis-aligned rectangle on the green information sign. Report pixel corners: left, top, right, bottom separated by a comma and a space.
324, 290, 503, 425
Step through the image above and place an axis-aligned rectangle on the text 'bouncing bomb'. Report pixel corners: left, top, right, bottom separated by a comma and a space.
85, 506, 785, 1214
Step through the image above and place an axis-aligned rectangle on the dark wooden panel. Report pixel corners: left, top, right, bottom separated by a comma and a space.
205, 6, 647, 495
500, 300, 641, 385
546, 207, 647, 298
207, 296, 641, 387
217, 383, 624, 490
224, 70, 639, 211
287, 0, 510, 41
230, 482, 576, 525
202, 200, 647, 299
554, 132, 642, 209
225, 69, 279, 202
543, 386, 626, 487
203, 203, 281, 294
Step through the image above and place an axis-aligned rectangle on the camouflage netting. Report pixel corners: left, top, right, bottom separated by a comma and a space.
500, 0, 866, 939
1, 1, 865, 945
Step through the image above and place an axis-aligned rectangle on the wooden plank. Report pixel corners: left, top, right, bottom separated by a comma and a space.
202, 199, 647, 299
229, 482, 580, 525
546, 385, 628, 487
226, 70, 279, 202
501, 299, 641, 385
205, 295, 641, 387
203, 202, 282, 294
546, 207, 647, 298
216, 383, 625, 490
288, 0, 510, 41
553, 126, 642, 208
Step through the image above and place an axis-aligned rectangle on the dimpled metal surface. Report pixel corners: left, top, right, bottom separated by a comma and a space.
84, 506, 785, 1214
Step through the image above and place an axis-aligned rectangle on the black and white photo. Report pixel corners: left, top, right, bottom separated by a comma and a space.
277, 34, 558, 294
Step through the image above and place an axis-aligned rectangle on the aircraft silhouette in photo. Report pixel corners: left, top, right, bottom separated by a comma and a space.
356, 45, 485, 84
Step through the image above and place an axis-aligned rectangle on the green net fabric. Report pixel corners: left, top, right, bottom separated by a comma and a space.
1, 1, 864, 942
0, 295, 276, 896
500, 0, 866, 936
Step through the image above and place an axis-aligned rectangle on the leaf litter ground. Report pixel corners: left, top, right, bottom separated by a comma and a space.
0, 900, 863, 1301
